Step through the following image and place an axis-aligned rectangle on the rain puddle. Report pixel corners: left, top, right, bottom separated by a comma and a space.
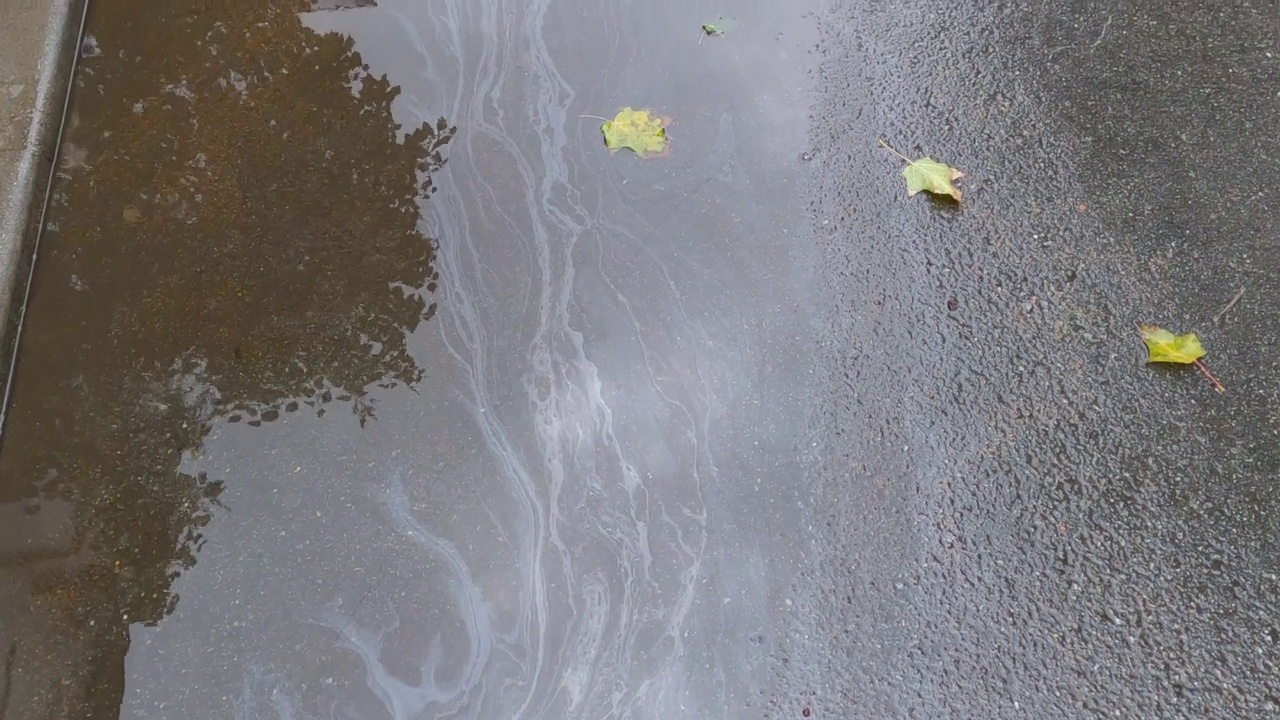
0, 0, 818, 718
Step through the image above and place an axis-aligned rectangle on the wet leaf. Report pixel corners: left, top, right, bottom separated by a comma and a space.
1137, 323, 1225, 393
601, 107, 668, 158
700, 16, 735, 36
879, 139, 964, 201
902, 157, 964, 201
1138, 324, 1205, 364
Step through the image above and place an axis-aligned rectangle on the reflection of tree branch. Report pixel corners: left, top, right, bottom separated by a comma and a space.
310, 0, 378, 10
0, 0, 455, 638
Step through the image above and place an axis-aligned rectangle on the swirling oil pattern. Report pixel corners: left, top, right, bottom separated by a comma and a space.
119, 0, 819, 719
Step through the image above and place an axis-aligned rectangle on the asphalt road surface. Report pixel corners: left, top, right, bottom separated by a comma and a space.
0, 0, 1277, 718
795, 0, 1280, 717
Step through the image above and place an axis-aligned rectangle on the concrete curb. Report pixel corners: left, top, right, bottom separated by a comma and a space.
0, 0, 87, 407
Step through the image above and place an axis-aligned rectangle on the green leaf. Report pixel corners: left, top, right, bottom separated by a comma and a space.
902, 157, 964, 201
601, 107, 669, 158
1137, 323, 1225, 393
1137, 324, 1205, 364
700, 16, 735, 36
878, 140, 964, 201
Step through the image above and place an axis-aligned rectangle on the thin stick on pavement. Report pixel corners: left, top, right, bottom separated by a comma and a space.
1213, 288, 1244, 325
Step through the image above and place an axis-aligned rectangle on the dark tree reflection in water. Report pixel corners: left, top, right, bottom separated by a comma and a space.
0, 0, 454, 716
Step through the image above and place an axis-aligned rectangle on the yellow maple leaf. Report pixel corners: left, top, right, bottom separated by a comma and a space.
601, 108, 669, 158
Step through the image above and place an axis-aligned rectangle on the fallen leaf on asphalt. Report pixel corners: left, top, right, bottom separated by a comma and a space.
1138, 324, 1204, 363
600, 107, 669, 158
702, 22, 723, 36
902, 157, 964, 200
879, 139, 964, 201
1137, 323, 1225, 393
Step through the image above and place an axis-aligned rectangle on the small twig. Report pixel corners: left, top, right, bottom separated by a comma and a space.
1213, 288, 1244, 325
1046, 14, 1112, 59
1193, 359, 1226, 394
1088, 15, 1113, 48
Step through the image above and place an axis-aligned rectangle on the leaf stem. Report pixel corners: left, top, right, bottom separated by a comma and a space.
579, 114, 610, 122
1193, 359, 1226, 394
878, 138, 912, 164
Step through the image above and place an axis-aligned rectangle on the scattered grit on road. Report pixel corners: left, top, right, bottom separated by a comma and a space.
793, 1, 1280, 717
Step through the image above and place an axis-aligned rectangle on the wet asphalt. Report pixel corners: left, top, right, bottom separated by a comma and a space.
795, 0, 1280, 717
1, 0, 1278, 718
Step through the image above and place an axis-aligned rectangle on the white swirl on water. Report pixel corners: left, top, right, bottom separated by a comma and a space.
311, 463, 495, 719
295, 0, 811, 717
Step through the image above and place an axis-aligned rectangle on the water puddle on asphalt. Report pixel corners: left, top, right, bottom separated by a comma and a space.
0, 0, 818, 718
